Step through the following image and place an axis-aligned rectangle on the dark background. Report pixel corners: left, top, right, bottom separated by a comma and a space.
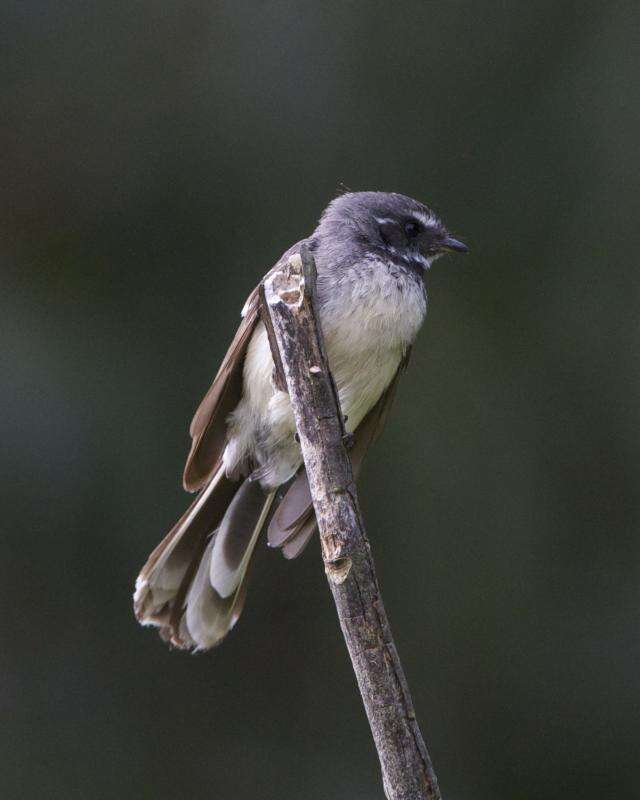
2, 1, 639, 798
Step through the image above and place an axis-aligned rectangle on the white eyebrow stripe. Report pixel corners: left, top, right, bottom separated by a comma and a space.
414, 210, 437, 228
378, 212, 438, 229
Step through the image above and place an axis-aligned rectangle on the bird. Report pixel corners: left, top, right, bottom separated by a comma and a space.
133, 191, 468, 651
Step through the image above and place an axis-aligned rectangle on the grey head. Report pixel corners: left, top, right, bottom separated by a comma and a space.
310, 191, 468, 276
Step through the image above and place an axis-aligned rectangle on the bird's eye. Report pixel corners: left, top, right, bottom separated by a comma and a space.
404, 220, 421, 239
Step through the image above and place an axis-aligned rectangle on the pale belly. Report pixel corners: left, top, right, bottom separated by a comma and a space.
224, 264, 426, 487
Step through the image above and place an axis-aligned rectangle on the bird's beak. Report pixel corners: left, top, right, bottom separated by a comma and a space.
441, 236, 469, 253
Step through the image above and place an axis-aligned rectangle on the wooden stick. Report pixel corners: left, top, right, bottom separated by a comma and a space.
261, 245, 442, 800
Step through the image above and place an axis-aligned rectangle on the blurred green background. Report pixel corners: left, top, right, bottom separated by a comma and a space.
2, 1, 639, 798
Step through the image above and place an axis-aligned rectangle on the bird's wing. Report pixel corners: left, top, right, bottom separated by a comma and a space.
182, 241, 308, 493
268, 349, 410, 557
182, 284, 261, 492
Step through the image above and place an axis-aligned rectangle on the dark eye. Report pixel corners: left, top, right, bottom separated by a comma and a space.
404, 220, 421, 239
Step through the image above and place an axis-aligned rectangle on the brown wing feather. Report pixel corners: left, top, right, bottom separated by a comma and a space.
182, 286, 260, 492
182, 240, 309, 493
268, 353, 409, 557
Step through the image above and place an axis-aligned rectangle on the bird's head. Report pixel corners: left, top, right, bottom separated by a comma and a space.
313, 191, 468, 274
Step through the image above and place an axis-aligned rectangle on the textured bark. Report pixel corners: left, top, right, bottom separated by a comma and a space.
261, 246, 442, 800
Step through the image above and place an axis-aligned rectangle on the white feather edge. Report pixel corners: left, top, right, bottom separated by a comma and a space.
184, 491, 275, 649
133, 463, 226, 626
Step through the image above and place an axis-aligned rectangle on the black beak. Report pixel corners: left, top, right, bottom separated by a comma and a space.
441, 236, 469, 253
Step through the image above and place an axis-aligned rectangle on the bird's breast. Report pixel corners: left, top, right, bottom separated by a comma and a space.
231, 261, 427, 485
319, 261, 427, 430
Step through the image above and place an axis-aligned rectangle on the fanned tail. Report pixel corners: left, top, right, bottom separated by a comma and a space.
134, 469, 274, 650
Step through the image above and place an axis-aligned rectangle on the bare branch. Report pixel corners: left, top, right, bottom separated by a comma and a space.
261, 246, 442, 800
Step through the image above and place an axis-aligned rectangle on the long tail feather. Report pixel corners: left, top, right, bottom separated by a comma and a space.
134, 470, 274, 651
133, 464, 235, 629
183, 483, 275, 650
185, 494, 274, 650
282, 516, 317, 560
